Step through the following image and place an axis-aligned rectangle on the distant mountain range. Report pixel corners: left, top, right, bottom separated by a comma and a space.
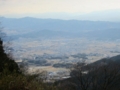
0, 17, 120, 40
5, 9, 120, 22
74, 9, 120, 22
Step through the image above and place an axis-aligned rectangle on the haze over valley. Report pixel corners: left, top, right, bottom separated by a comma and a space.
1, 17, 120, 74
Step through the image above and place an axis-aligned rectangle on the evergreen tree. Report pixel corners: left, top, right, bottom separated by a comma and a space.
0, 38, 20, 73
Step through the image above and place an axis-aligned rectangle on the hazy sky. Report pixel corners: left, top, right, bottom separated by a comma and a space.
0, 0, 120, 17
